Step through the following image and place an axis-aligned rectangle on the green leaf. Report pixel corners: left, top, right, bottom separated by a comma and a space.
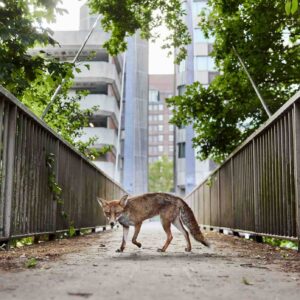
285, 0, 292, 15
291, 0, 298, 14
69, 225, 76, 237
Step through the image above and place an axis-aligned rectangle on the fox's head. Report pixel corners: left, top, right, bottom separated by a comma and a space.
97, 194, 129, 227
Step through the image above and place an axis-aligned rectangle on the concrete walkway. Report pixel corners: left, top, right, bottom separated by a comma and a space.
0, 222, 299, 300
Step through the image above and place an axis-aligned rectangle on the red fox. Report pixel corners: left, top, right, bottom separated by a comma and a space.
97, 192, 209, 252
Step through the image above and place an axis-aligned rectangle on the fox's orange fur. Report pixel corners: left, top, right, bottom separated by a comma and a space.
97, 192, 209, 252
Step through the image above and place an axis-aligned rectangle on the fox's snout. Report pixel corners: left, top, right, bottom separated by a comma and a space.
110, 221, 115, 227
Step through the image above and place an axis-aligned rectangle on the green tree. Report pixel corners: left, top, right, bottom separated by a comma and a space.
88, 0, 191, 63
167, 0, 300, 162
148, 156, 174, 192
0, 0, 106, 158
0, 0, 67, 97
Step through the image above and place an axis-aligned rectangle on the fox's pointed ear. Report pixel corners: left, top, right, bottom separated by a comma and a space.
97, 197, 107, 208
119, 194, 129, 207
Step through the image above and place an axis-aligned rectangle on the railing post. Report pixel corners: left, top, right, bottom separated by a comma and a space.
53, 140, 60, 236
3, 105, 17, 247
230, 158, 235, 229
253, 139, 259, 233
293, 101, 300, 252
218, 170, 221, 227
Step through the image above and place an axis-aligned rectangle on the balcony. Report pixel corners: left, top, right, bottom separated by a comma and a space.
79, 94, 120, 124
32, 30, 110, 59
80, 127, 117, 149
74, 62, 121, 99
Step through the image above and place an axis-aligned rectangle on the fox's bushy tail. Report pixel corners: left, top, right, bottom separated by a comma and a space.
180, 201, 210, 247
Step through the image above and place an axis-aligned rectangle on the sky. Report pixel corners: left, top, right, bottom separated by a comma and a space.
47, 0, 174, 74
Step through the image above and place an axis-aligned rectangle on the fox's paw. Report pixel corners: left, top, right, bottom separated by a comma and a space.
116, 248, 124, 253
135, 242, 142, 248
157, 248, 165, 252
185, 247, 192, 252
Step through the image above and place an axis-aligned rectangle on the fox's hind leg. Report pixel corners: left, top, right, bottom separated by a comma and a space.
172, 216, 192, 252
158, 218, 173, 252
132, 223, 142, 248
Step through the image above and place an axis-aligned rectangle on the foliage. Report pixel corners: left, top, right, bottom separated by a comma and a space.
88, 0, 191, 63
46, 153, 62, 203
25, 257, 38, 268
0, 0, 108, 158
148, 155, 174, 192
0, 0, 66, 97
46, 152, 76, 236
263, 237, 298, 250
167, 0, 300, 162
285, 0, 299, 15
21, 70, 103, 159
68, 223, 76, 237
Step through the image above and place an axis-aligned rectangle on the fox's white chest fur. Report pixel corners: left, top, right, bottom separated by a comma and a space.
118, 214, 135, 227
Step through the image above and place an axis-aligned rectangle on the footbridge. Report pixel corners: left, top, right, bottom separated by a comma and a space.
0, 87, 300, 300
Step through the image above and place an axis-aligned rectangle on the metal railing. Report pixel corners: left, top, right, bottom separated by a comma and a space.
0, 86, 127, 242
185, 91, 300, 243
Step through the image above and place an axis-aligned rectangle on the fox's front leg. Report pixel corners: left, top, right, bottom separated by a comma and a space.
116, 225, 129, 252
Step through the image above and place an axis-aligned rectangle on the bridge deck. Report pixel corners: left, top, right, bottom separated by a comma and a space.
0, 222, 300, 300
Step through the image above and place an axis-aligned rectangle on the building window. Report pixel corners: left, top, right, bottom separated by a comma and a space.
208, 57, 217, 71
194, 56, 216, 71
90, 116, 108, 128
193, 1, 207, 17
158, 135, 163, 142
158, 125, 163, 131
194, 28, 214, 44
178, 142, 186, 158
149, 89, 160, 102
179, 59, 186, 73
158, 145, 163, 152
158, 115, 163, 121
169, 135, 174, 142
169, 124, 174, 131
159, 104, 163, 111
169, 145, 174, 152
178, 85, 186, 96
194, 28, 206, 43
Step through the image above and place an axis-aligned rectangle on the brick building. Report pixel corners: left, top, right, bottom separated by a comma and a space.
148, 74, 175, 164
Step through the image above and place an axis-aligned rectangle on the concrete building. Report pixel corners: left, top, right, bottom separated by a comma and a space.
122, 35, 149, 194
148, 74, 174, 164
175, 0, 218, 196
33, 3, 149, 192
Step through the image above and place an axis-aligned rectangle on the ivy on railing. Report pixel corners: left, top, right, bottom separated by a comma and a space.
46, 153, 75, 237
